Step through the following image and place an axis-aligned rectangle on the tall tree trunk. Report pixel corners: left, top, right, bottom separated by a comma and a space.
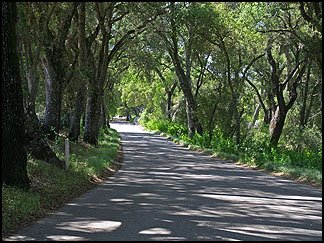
18, 3, 64, 168
84, 80, 101, 145
2, 2, 30, 189
167, 7, 202, 138
220, 38, 241, 142
41, 3, 78, 139
170, 50, 202, 138
42, 56, 63, 139
22, 51, 64, 168
99, 96, 108, 131
84, 18, 108, 145
185, 96, 196, 138
83, 50, 100, 145
69, 3, 89, 141
69, 87, 86, 141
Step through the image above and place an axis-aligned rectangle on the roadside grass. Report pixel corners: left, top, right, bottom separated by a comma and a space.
143, 119, 322, 189
2, 128, 121, 237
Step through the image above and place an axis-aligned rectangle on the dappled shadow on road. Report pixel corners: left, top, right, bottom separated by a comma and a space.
5, 123, 322, 241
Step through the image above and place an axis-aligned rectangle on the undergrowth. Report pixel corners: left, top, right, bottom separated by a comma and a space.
142, 118, 322, 187
2, 128, 120, 237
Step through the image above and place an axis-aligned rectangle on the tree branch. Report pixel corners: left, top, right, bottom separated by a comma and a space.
242, 53, 265, 79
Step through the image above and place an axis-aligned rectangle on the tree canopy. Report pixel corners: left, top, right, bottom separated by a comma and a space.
2, 2, 322, 188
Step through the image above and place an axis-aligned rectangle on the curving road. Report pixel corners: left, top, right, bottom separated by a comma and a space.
4, 122, 322, 241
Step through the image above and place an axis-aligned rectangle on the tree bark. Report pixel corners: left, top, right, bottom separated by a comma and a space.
166, 90, 173, 120
249, 103, 261, 129
42, 56, 63, 139
24, 97, 65, 168
2, 2, 31, 189
169, 44, 202, 137
84, 80, 101, 145
69, 87, 86, 141
69, 3, 90, 141
16, 3, 65, 169
99, 96, 108, 131
266, 40, 307, 146
84, 4, 110, 145
164, 5, 203, 138
41, 3, 78, 139
269, 106, 286, 147
166, 82, 177, 120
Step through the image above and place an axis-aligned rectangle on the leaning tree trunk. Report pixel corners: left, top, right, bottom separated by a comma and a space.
166, 82, 177, 120
269, 106, 287, 147
166, 90, 173, 120
266, 40, 307, 147
2, 2, 30, 189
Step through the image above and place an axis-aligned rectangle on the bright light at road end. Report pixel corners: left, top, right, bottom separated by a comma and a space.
139, 227, 172, 235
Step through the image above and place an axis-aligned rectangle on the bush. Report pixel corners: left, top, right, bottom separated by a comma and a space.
167, 122, 187, 137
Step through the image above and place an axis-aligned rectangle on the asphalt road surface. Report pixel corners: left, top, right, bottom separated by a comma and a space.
4, 122, 322, 241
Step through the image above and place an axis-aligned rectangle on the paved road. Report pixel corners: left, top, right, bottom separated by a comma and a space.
4, 122, 322, 241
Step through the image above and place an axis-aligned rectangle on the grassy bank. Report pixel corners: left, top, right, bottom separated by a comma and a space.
142, 119, 322, 188
2, 128, 121, 237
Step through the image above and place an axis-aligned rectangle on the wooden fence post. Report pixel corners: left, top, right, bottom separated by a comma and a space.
65, 138, 70, 170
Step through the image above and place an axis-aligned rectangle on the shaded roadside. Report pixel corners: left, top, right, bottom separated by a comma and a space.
3, 122, 322, 241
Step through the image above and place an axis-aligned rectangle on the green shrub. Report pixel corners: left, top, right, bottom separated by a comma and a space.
143, 118, 322, 187
167, 122, 187, 137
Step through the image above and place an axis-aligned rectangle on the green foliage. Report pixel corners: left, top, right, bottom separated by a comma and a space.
281, 123, 322, 151
143, 119, 322, 187
123, 2, 322, 188
143, 118, 188, 138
